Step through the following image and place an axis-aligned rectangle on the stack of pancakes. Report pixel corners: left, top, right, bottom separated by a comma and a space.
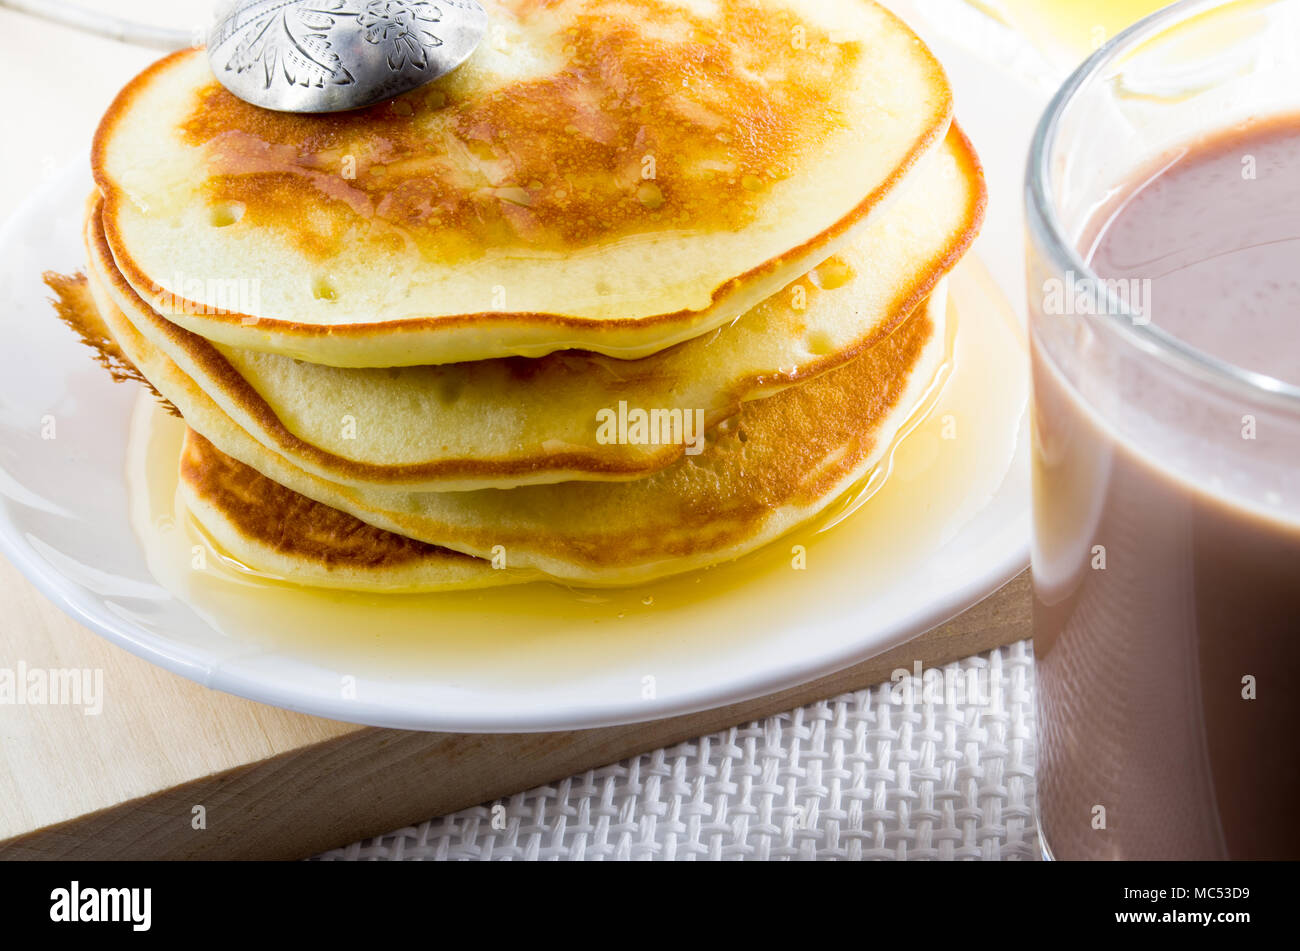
53, 0, 984, 592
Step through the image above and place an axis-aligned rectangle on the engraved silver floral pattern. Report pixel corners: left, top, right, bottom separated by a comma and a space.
358, 1, 445, 70
208, 0, 486, 112
222, 1, 357, 89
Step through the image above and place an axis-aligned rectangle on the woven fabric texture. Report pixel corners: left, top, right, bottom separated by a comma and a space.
317, 640, 1039, 861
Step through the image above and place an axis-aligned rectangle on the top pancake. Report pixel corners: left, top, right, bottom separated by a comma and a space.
93, 0, 952, 366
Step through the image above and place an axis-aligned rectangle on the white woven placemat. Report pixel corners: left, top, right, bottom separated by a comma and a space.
316, 640, 1039, 861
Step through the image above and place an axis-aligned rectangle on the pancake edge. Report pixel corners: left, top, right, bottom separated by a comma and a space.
85, 125, 980, 491
90, 1, 954, 366
82, 255, 949, 585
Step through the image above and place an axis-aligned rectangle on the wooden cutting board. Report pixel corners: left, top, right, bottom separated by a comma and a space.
0, 559, 1030, 860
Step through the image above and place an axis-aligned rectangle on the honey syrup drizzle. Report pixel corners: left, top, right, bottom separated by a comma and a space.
125, 258, 1026, 681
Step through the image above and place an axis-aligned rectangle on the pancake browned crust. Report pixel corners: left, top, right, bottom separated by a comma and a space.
75, 250, 947, 584
86, 127, 980, 492
43, 270, 177, 418
45, 271, 527, 593
93, 0, 953, 366
180, 430, 540, 592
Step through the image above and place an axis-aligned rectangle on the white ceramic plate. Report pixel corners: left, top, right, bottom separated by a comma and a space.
0, 22, 1044, 732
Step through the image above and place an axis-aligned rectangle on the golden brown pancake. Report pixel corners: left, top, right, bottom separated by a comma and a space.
72, 256, 948, 585
180, 430, 541, 592
44, 270, 177, 417
93, 0, 953, 365
46, 271, 529, 593
86, 127, 980, 491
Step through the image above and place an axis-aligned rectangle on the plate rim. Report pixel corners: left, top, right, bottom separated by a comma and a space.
0, 162, 1030, 734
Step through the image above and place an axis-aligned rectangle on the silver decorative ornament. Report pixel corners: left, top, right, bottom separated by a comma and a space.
207, 0, 489, 113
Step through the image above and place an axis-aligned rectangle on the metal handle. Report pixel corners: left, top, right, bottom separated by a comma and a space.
0, 0, 194, 49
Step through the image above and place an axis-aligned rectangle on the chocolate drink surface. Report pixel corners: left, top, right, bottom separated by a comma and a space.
1033, 117, 1300, 860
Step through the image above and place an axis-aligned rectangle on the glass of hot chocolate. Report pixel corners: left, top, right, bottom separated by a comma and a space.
1026, 0, 1300, 860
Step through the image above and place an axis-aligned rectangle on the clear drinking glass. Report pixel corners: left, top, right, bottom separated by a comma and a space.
1026, 0, 1300, 860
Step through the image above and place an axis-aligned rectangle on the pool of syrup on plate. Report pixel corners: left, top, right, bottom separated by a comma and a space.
125, 258, 1027, 683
